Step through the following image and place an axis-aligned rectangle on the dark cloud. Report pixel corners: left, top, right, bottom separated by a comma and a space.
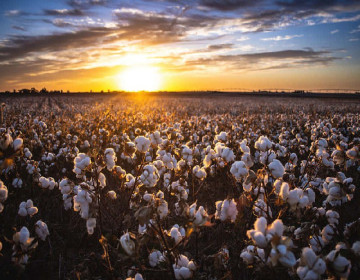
207, 43, 234, 50
43, 19, 75, 28
186, 49, 340, 70
12, 25, 27, 31
0, 27, 113, 62
67, 0, 108, 9
44, 8, 86, 16
199, 0, 264, 11
112, 9, 218, 44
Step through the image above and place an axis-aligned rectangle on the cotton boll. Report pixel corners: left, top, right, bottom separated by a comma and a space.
351, 241, 360, 256
104, 148, 116, 171
73, 153, 91, 177
173, 254, 196, 280
254, 217, 267, 234
326, 210, 339, 225
230, 161, 248, 180
59, 178, 72, 194
296, 248, 326, 280
0, 133, 13, 150
18, 199, 38, 217
140, 164, 160, 187
170, 224, 185, 245
120, 232, 136, 256
150, 131, 163, 146
215, 131, 227, 142
12, 138, 23, 151
268, 159, 285, 179
239, 139, 250, 153
326, 246, 351, 279
86, 218, 96, 235
278, 250, 296, 267
192, 165, 207, 180
35, 220, 50, 241
0, 180, 8, 212
149, 250, 165, 267
19, 227, 30, 245
215, 199, 238, 223
321, 224, 335, 243
221, 147, 235, 162
98, 172, 106, 188
18, 204, 28, 217
255, 136, 272, 151
267, 219, 284, 237
157, 199, 168, 219
135, 136, 151, 153
107, 190, 117, 199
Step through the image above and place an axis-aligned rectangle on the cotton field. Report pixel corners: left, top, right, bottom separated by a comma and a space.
0, 94, 359, 279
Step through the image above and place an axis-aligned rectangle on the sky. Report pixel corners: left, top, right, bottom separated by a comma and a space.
0, 0, 360, 92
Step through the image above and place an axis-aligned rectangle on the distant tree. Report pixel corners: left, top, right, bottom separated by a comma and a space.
20, 88, 30, 94
40, 87, 48, 94
30, 88, 38, 94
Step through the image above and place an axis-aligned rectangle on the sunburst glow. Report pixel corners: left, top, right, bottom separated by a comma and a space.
118, 65, 162, 92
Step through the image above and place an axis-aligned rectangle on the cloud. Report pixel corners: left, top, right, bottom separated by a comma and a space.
44, 9, 86, 16
207, 43, 234, 50
261, 34, 303, 41
350, 25, 360, 33
0, 27, 114, 62
185, 48, 340, 71
67, 0, 108, 9
325, 14, 360, 23
4, 10, 28, 17
349, 38, 359, 41
199, 0, 264, 11
12, 25, 27, 31
331, 29, 339, 34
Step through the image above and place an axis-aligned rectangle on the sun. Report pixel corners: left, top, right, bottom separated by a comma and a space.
118, 65, 162, 92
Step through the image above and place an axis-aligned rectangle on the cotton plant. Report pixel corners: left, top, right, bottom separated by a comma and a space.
12, 227, 38, 266
73, 185, 98, 234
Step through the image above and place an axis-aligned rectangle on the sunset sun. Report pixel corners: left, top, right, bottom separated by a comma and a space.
118, 65, 162, 92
